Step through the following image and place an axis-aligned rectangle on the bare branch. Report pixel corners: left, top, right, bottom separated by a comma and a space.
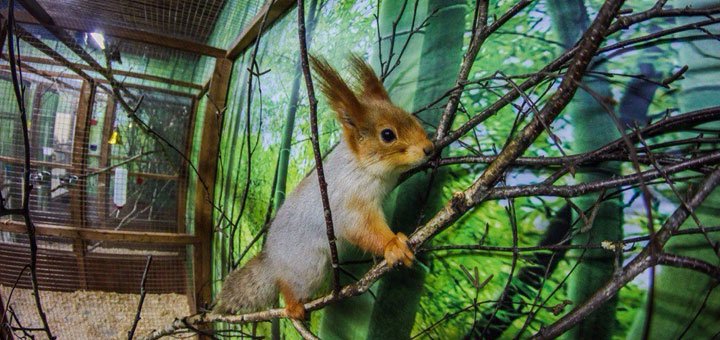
297, 0, 342, 294
128, 256, 153, 340
532, 169, 720, 339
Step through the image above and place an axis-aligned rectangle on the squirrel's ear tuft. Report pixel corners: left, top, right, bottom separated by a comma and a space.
311, 55, 368, 151
349, 54, 390, 101
310, 55, 364, 125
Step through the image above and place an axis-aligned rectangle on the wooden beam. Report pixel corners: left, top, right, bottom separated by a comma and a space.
104, 80, 195, 99
198, 79, 211, 99
98, 95, 116, 229
70, 80, 95, 289
6, 10, 147, 106
4, 14, 197, 103
0, 154, 178, 181
8, 55, 203, 90
29, 83, 49, 153
0, 61, 80, 91
5, 9, 226, 58
16, 0, 54, 25
0, 220, 199, 245
226, 0, 295, 60
4, 22, 94, 83
0, 66, 195, 99
71, 81, 95, 227
0, 155, 72, 170
181, 98, 198, 314
192, 58, 232, 312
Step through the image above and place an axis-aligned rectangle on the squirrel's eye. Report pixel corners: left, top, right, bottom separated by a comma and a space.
380, 129, 396, 143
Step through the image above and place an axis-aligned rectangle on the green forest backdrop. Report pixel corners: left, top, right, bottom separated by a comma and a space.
176, 0, 720, 338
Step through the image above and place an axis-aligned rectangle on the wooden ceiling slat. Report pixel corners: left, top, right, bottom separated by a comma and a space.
6, 9, 227, 58
37, 0, 227, 43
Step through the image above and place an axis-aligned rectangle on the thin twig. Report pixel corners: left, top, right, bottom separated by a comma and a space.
532, 169, 720, 339
128, 256, 153, 340
290, 319, 319, 340
297, 0, 341, 294
6, 4, 54, 338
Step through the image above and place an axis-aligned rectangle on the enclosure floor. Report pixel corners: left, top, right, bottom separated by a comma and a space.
1, 285, 189, 339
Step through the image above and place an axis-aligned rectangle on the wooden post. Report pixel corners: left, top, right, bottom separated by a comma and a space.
70, 80, 95, 290
97, 95, 116, 229
192, 58, 232, 312
182, 98, 198, 312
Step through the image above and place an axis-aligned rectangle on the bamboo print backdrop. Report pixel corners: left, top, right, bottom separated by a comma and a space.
195, 0, 720, 339
1, 0, 720, 339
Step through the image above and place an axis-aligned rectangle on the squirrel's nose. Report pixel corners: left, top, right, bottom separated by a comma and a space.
423, 144, 434, 156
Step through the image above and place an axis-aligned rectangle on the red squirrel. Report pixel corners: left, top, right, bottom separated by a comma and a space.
213, 55, 434, 319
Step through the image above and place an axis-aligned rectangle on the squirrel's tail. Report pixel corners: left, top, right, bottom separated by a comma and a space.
212, 253, 278, 314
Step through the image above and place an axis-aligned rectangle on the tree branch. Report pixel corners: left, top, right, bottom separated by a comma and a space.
297, 0, 342, 294
532, 169, 720, 339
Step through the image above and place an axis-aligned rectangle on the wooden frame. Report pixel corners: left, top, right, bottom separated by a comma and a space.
5, 55, 203, 90
0, 221, 198, 245
97, 95, 116, 229
177, 98, 198, 235
192, 58, 232, 312
5, 0, 304, 316
0, 66, 196, 99
0, 155, 179, 181
69, 80, 96, 289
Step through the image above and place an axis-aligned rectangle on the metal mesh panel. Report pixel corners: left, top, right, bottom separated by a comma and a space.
0, 0, 277, 338
0, 235, 190, 339
35, 0, 227, 44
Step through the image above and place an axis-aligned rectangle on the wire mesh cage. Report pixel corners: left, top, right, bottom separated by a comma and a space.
0, 0, 236, 337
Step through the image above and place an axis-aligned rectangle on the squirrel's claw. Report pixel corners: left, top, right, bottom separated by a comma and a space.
385, 232, 414, 267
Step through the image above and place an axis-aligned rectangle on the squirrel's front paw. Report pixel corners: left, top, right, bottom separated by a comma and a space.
384, 232, 414, 267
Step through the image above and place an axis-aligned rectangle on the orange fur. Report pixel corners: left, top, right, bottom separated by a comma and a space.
310, 56, 365, 154
311, 55, 433, 174
278, 279, 306, 320
345, 196, 414, 267
345, 204, 395, 255
348, 53, 389, 100
215, 55, 429, 318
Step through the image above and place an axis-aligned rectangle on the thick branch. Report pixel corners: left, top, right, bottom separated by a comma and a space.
487, 151, 720, 199
413, 0, 626, 243
434, 3, 720, 150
